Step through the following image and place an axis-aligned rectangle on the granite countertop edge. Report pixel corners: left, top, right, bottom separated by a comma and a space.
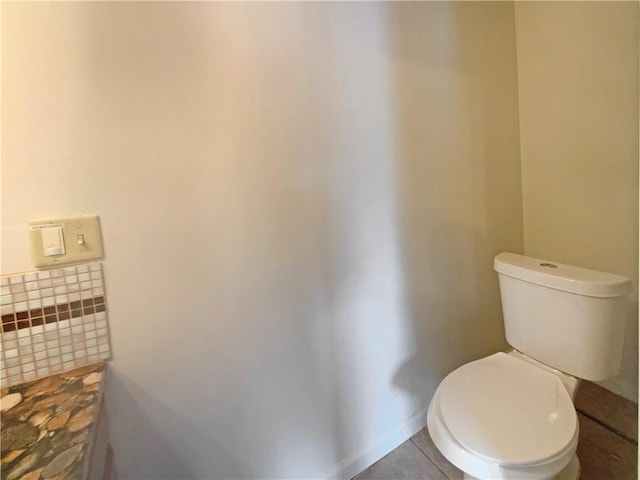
1, 361, 106, 480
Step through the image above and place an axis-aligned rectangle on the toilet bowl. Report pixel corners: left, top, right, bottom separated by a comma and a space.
425, 253, 632, 480
427, 351, 580, 480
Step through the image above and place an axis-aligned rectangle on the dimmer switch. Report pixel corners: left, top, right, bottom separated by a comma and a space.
28, 215, 104, 268
42, 226, 65, 256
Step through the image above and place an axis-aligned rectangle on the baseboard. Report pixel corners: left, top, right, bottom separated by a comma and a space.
596, 377, 638, 403
321, 405, 430, 480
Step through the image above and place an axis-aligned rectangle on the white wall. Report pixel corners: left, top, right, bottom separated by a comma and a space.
1, 3, 523, 478
515, 2, 639, 401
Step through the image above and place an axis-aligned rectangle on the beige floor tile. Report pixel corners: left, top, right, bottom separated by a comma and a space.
411, 429, 463, 480
575, 381, 638, 443
577, 412, 637, 480
354, 440, 448, 480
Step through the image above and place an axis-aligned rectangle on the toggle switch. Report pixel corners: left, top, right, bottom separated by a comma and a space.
77, 234, 85, 246
42, 227, 65, 256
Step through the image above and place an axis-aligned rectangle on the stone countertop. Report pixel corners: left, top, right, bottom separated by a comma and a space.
1, 362, 105, 480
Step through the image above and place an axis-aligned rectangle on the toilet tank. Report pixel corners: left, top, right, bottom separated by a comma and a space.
494, 253, 632, 381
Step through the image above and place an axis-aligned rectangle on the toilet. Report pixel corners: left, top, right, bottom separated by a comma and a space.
427, 252, 632, 480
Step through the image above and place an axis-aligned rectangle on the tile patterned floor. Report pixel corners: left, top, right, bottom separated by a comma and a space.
354, 381, 637, 480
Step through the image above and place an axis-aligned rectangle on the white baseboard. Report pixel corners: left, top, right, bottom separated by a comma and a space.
321, 405, 430, 480
596, 377, 638, 403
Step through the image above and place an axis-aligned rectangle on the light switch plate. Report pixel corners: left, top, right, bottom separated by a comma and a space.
28, 215, 104, 268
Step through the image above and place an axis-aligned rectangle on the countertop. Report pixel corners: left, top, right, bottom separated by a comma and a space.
1, 362, 105, 480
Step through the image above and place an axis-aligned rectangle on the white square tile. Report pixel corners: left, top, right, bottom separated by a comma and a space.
1, 277, 9, 286
60, 345, 72, 355
49, 356, 61, 366
3, 339, 17, 350
40, 288, 54, 297
13, 292, 27, 304
52, 277, 65, 286
1, 286, 11, 296
25, 281, 38, 291
1, 295, 12, 305
35, 351, 47, 361
2, 331, 17, 341
61, 353, 73, 362
9, 275, 24, 284
77, 265, 89, 274
38, 279, 53, 288
90, 271, 102, 280
54, 286, 67, 295
86, 338, 97, 347
6, 357, 19, 368
23, 372, 36, 381
87, 346, 98, 356
42, 297, 55, 307
1, 305, 15, 315
22, 362, 35, 372
27, 290, 41, 300
31, 326, 44, 335
85, 330, 97, 339
5, 348, 18, 359
47, 347, 61, 357
90, 264, 101, 272
64, 267, 77, 275
92, 287, 104, 296
71, 325, 84, 334
37, 271, 51, 280
57, 320, 70, 330
68, 292, 81, 302
7, 366, 21, 375
19, 345, 33, 355
24, 273, 37, 282
46, 340, 59, 349
28, 299, 42, 309
33, 343, 46, 353
10, 284, 25, 294
17, 329, 30, 339
55, 295, 68, 304
65, 275, 78, 284
36, 367, 50, 377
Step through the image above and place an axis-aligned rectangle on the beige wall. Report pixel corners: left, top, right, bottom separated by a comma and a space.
515, 2, 639, 400
1, 2, 522, 478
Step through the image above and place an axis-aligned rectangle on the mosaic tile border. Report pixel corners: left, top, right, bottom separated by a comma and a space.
0, 263, 111, 387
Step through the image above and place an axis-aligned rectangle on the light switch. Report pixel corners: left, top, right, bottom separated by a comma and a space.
42, 227, 65, 256
28, 215, 104, 268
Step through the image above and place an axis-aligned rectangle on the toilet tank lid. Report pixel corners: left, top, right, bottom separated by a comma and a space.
494, 253, 632, 298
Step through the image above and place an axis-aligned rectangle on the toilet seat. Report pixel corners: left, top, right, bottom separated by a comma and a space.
439, 352, 577, 465
428, 352, 580, 479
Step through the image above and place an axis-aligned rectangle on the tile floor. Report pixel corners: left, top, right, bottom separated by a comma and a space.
354, 381, 637, 480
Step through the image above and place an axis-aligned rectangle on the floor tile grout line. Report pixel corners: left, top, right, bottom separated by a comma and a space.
409, 437, 453, 480
576, 409, 638, 447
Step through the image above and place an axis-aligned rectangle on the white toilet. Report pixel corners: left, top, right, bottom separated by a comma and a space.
427, 252, 632, 480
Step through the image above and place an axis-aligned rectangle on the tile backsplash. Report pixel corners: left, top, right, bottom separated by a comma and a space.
0, 263, 110, 387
